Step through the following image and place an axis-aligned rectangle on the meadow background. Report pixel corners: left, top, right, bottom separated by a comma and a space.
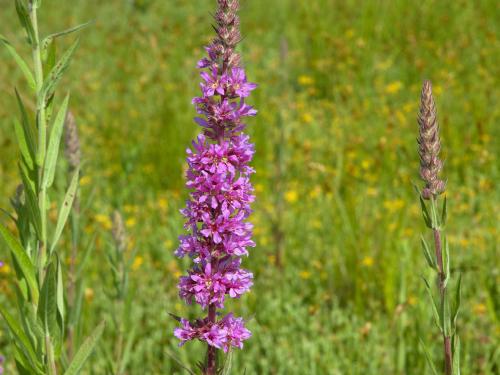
0, 0, 498, 373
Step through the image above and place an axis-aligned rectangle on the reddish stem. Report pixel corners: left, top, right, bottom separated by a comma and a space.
432, 213, 453, 375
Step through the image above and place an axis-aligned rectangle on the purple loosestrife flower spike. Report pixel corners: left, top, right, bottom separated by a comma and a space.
174, 0, 256, 372
418, 80, 446, 199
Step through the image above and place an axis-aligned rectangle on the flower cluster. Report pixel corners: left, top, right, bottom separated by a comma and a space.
174, 313, 251, 353
418, 80, 446, 199
174, 0, 256, 351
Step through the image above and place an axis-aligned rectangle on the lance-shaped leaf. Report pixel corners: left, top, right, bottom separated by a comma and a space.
50, 168, 80, 255
0, 224, 38, 302
56, 256, 66, 331
14, 118, 35, 171
418, 193, 432, 229
441, 196, 448, 226
419, 339, 439, 375
15, 90, 37, 164
13, 344, 45, 375
39, 39, 79, 103
18, 162, 42, 239
42, 94, 70, 189
452, 335, 461, 375
41, 21, 93, 49
0, 35, 36, 91
421, 235, 436, 270
0, 304, 40, 371
443, 236, 450, 289
452, 274, 462, 331
38, 263, 58, 340
14, 0, 36, 45
64, 321, 105, 375
221, 349, 233, 375
441, 289, 452, 337
422, 277, 442, 332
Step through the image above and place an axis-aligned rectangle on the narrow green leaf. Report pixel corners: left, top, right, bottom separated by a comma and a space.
40, 39, 79, 102
443, 236, 450, 288
50, 168, 80, 254
452, 274, 462, 331
15, 0, 35, 45
15, 90, 37, 162
0, 35, 36, 91
56, 256, 66, 329
441, 196, 448, 226
64, 321, 105, 375
14, 119, 35, 170
418, 194, 432, 229
42, 37, 57, 73
429, 198, 439, 229
24, 306, 45, 347
0, 224, 38, 302
421, 235, 436, 270
42, 21, 93, 46
452, 335, 461, 375
419, 339, 439, 375
38, 263, 58, 339
13, 344, 44, 375
0, 304, 39, 369
221, 349, 233, 375
442, 289, 452, 337
422, 277, 442, 331
42, 94, 70, 189
18, 163, 42, 238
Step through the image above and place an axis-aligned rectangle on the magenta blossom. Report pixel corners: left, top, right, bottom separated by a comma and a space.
173, 0, 255, 361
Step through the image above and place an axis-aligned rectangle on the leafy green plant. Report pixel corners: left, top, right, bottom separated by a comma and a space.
0, 1, 102, 373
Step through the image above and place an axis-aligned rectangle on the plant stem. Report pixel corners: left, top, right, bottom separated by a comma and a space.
206, 304, 217, 375
29, 0, 48, 281
46, 335, 57, 375
431, 197, 452, 375
30, 4, 57, 373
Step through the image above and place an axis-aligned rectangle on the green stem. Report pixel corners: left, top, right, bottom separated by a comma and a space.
46, 335, 57, 375
431, 196, 452, 375
30, 3, 56, 373
29, 2, 48, 278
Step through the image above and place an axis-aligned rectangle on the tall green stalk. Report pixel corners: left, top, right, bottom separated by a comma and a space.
0, 1, 103, 373
416, 80, 461, 375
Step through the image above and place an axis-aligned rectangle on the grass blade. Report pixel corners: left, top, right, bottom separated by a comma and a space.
64, 321, 105, 375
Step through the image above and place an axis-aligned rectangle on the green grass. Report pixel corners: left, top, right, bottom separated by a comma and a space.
1, 0, 499, 373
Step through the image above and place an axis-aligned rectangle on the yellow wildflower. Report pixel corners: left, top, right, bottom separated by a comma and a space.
299, 270, 311, 280
94, 214, 112, 230
284, 190, 298, 203
298, 75, 314, 86
473, 303, 487, 316
132, 255, 144, 270
361, 256, 374, 267
385, 81, 403, 94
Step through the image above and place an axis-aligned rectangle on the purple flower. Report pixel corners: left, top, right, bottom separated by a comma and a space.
219, 313, 252, 352
227, 68, 257, 98
174, 0, 254, 357
174, 319, 198, 346
200, 68, 226, 97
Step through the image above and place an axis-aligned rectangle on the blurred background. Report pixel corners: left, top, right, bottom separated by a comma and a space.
0, 0, 498, 373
